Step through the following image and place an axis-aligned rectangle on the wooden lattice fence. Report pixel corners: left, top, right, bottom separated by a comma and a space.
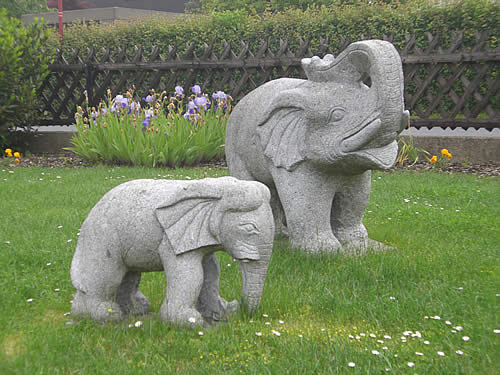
40, 31, 499, 130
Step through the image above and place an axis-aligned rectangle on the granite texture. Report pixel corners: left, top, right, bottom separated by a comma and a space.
70, 176, 274, 327
226, 40, 409, 253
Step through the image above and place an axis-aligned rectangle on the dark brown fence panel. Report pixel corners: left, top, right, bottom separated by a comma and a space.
39, 32, 499, 130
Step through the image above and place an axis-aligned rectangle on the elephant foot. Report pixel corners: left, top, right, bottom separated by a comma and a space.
117, 290, 150, 315
341, 238, 395, 256
161, 300, 208, 328
72, 291, 124, 322
222, 299, 239, 315
290, 233, 342, 254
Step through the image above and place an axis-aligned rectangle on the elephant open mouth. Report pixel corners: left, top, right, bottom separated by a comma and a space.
340, 116, 398, 169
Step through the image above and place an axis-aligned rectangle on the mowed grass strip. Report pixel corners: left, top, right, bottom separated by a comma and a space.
0, 166, 498, 374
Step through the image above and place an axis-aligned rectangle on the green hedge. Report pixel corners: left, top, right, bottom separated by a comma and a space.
48, 0, 498, 58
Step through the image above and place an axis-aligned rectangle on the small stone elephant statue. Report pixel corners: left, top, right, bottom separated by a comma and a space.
70, 176, 274, 327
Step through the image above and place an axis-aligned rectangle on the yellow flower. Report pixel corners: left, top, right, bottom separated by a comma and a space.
4, 148, 12, 154
13, 152, 21, 158
15, 158, 20, 163
444, 152, 452, 159
441, 149, 449, 157
430, 155, 438, 163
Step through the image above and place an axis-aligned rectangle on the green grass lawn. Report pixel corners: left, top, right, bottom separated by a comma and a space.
0, 165, 498, 374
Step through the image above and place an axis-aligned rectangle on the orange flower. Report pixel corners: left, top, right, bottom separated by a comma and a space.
430, 155, 438, 163
444, 152, 452, 159
4, 148, 12, 157
15, 158, 20, 163
441, 149, 449, 157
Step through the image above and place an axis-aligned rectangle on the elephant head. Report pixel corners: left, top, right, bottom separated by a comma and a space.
256, 40, 409, 173
155, 177, 274, 314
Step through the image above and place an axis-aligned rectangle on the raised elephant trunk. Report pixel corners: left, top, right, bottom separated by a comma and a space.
302, 40, 409, 154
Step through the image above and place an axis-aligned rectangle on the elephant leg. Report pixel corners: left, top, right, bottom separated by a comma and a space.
197, 254, 238, 324
330, 171, 390, 253
159, 243, 207, 327
269, 186, 288, 239
116, 271, 150, 316
71, 245, 127, 322
272, 167, 340, 253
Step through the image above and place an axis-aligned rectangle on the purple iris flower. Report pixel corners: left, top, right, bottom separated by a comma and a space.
175, 86, 184, 96
194, 96, 209, 110
212, 91, 228, 100
143, 95, 153, 103
115, 94, 128, 108
128, 101, 140, 114
191, 85, 201, 95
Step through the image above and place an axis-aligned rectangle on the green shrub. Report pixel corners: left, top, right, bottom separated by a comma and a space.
0, 0, 52, 17
68, 86, 231, 167
0, 9, 53, 149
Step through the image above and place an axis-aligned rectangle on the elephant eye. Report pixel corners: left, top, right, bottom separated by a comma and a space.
329, 108, 346, 122
239, 223, 259, 234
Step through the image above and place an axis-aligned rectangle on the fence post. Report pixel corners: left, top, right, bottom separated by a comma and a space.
84, 63, 94, 108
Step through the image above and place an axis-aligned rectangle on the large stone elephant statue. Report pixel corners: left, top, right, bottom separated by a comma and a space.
226, 40, 409, 253
70, 177, 274, 327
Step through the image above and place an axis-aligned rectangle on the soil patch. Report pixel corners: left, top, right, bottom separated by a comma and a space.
3, 153, 499, 177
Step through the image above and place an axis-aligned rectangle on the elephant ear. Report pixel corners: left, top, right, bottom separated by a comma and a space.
156, 185, 222, 255
256, 90, 308, 171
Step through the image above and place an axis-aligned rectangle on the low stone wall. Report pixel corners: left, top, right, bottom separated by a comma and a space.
26, 130, 500, 164
401, 136, 500, 164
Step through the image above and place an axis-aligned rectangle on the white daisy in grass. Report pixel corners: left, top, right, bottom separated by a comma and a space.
134, 321, 143, 328
415, 352, 424, 356
279, 320, 284, 324
188, 317, 196, 324
355, 336, 361, 340
462, 336, 470, 342
262, 314, 268, 318
407, 362, 415, 368
403, 331, 412, 336
412, 331, 422, 338
445, 320, 452, 325
385, 368, 391, 372
371, 350, 380, 355
348, 335, 354, 339
369, 333, 376, 338
321, 328, 326, 332
26, 298, 33, 303
494, 329, 500, 334
424, 340, 430, 345
383, 346, 388, 350
377, 340, 384, 344
348, 362, 356, 368
456, 350, 464, 355
255, 332, 262, 337
384, 335, 392, 340
454, 326, 463, 331
265, 322, 271, 326
272, 330, 281, 337
437, 351, 446, 357
198, 331, 204, 336
298, 334, 303, 338
431, 315, 441, 320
